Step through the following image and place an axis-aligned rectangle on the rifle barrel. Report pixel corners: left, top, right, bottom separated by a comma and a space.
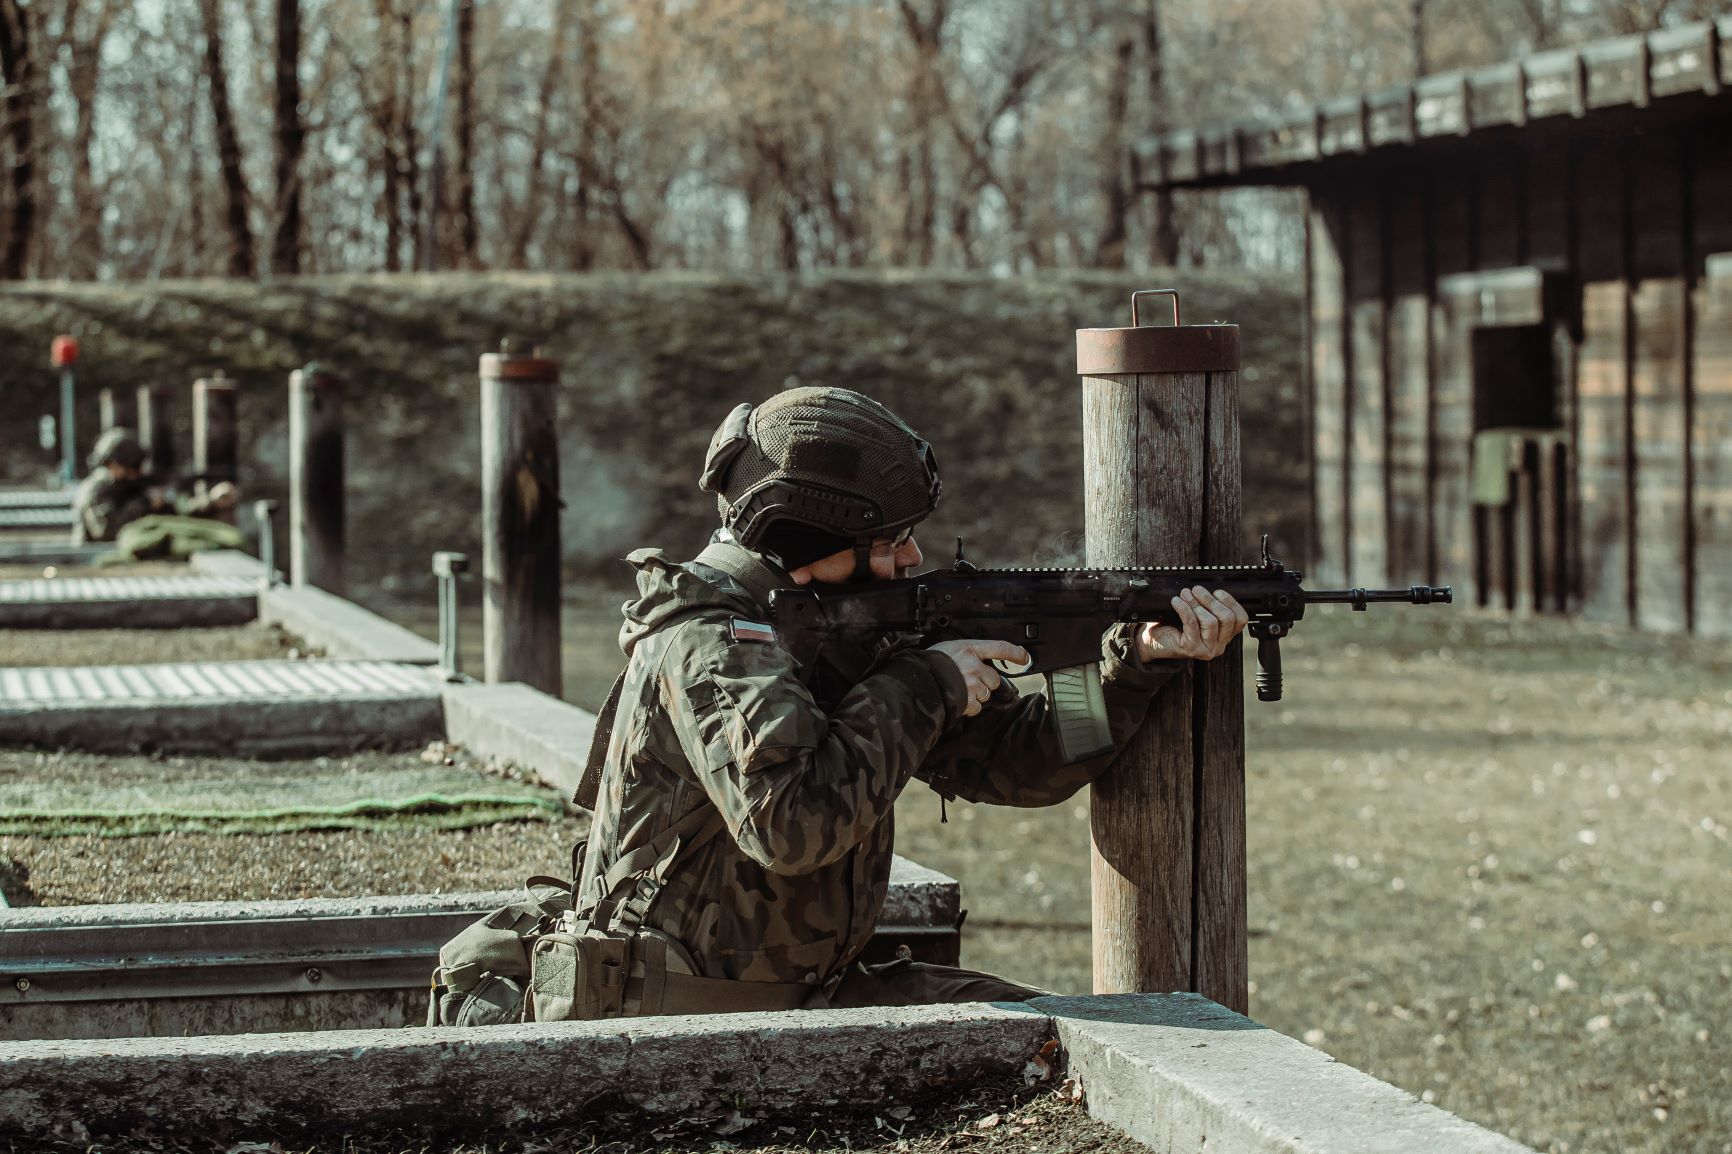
1304, 586, 1453, 609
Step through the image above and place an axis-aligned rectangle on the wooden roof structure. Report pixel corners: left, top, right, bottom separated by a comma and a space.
1133, 18, 1731, 190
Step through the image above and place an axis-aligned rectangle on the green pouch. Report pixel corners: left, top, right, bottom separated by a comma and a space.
429, 878, 571, 1027
113, 514, 244, 562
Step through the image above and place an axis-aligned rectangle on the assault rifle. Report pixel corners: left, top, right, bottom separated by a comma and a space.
767, 538, 1451, 763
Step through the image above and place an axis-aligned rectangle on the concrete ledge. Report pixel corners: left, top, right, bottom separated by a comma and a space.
190, 551, 441, 665
0, 1004, 1049, 1142
1, 868, 963, 1041
0, 542, 109, 567
0, 576, 258, 629
1028, 993, 1536, 1154
440, 680, 595, 798
0, 996, 1536, 1150
0, 694, 445, 757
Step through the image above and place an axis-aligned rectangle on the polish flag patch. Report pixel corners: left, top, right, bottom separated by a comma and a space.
729, 619, 778, 644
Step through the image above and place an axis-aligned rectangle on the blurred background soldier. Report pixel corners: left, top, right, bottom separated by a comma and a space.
73, 427, 239, 547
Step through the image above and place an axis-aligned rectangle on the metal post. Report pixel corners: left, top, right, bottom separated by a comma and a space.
1077, 289, 1248, 1014
138, 385, 176, 478
480, 339, 562, 696
255, 499, 281, 587
58, 371, 77, 486
433, 551, 469, 682
289, 365, 346, 594
193, 373, 238, 516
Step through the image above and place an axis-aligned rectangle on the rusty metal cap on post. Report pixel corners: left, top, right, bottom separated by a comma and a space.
292, 363, 343, 390
480, 338, 559, 382
1076, 289, 1240, 376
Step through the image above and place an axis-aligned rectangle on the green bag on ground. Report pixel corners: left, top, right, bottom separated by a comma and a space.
112, 514, 244, 562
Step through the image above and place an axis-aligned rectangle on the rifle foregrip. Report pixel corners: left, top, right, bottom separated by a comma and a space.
1255, 635, 1283, 702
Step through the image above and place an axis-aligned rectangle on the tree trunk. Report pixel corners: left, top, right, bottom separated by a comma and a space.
400, 7, 423, 270
1144, 0, 1178, 267
66, 0, 118, 280
571, 0, 598, 271
454, 0, 478, 267
272, 0, 304, 275
1091, 25, 1135, 269
199, 0, 255, 278
506, 0, 569, 269
0, 0, 38, 279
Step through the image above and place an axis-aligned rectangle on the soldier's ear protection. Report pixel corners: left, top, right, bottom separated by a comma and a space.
699, 403, 754, 494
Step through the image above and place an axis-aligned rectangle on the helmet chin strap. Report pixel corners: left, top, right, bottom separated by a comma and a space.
853, 540, 874, 581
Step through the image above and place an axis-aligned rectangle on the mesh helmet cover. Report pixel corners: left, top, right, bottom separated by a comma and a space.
700, 388, 941, 564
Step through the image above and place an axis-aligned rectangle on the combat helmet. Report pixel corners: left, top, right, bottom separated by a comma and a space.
88, 427, 146, 471
699, 387, 941, 573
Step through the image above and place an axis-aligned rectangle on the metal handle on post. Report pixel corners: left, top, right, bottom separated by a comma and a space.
433, 551, 470, 682
1130, 289, 1182, 328
254, 500, 280, 588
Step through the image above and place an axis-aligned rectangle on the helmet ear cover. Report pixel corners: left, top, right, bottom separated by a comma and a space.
699, 403, 755, 494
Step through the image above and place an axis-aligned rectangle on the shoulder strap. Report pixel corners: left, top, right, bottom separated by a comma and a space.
692, 541, 792, 611
573, 669, 628, 811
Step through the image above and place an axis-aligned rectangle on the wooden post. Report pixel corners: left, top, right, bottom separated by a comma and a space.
99, 387, 137, 433
193, 373, 238, 492
137, 385, 176, 478
1077, 289, 1248, 1014
480, 340, 562, 697
289, 365, 346, 594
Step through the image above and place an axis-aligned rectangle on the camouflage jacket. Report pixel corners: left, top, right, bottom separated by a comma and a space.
72, 471, 159, 543
576, 540, 1178, 987
73, 472, 218, 544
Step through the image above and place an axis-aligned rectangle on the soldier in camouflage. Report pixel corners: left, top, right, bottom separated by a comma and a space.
73, 428, 237, 544
577, 387, 1247, 1009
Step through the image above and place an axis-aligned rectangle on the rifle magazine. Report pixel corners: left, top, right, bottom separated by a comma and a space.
1048, 664, 1113, 764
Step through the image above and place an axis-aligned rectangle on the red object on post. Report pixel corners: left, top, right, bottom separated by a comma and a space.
50, 336, 80, 368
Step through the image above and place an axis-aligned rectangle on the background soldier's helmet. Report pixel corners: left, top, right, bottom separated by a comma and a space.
88, 427, 146, 471
699, 387, 941, 570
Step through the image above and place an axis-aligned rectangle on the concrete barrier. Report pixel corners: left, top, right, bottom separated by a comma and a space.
0, 660, 445, 756
0, 859, 969, 1039
440, 681, 595, 798
0, 575, 258, 629
0, 857, 961, 1042
0, 995, 1536, 1152
191, 551, 441, 665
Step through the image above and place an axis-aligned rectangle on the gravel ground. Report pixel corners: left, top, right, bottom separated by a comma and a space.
891, 608, 1732, 1154
7, 1073, 1142, 1154
0, 748, 584, 906
0, 621, 308, 666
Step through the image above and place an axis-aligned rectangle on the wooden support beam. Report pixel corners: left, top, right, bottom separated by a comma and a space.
289, 365, 346, 596
192, 374, 238, 512
480, 341, 563, 697
1080, 295, 1246, 1016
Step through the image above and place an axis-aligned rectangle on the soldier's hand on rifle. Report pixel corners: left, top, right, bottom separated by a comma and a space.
1137, 586, 1248, 663
927, 639, 1030, 717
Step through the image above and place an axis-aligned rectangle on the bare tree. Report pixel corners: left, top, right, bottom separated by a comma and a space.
1092, 17, 1136, 268
1143, 0, 1177, 266
199, 0, 255, 277
0, 0, 38, 278
272, 0, 305, 275
453, 0, 478, 267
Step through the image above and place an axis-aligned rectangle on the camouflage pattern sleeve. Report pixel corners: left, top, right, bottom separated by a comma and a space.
661, 619, 969, 876
914, 623, 1182, 808
74, 474, 156, 543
